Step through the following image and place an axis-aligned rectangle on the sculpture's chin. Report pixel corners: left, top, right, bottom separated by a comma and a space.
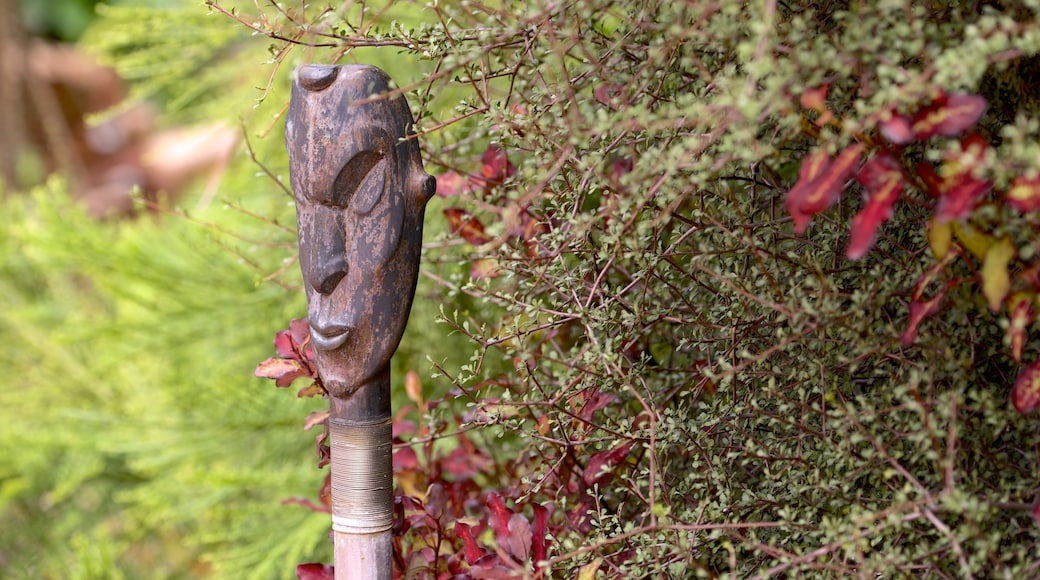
323, 378, 364, 399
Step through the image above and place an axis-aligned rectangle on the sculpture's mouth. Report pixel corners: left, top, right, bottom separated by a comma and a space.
310, 323, 351, 351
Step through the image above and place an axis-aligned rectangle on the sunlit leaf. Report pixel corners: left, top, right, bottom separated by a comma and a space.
404, 370, 423, 406
982, 237, 1016, 312
577, 558, 603, 580
254, 357, 310, 388
1012, 360, 1040, 414
928, 218, 953, 260
303, 410, 329, 431
951, 221, 994, 261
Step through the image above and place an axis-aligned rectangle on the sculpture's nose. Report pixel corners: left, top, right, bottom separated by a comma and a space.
310, 322, 351, 350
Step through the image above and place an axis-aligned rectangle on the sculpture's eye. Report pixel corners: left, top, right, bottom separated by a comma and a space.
332, 150, 383, 210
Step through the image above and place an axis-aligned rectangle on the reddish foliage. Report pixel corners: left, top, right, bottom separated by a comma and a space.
444, 208, 492, 246
919, 134, 993, 224
582, 441, 634, 486
296, 563, 335, 580
1012, 360, 1040, 414
899, 256, 958, 347
436, 170, 477, 198
481, 145, 516, 189
847, 152, 905, 260
1008, 295, 1034, 364
909, 93, 987, 141
1007, 175, 1040, 213
594, 83, 625, 109
255, 318, 323, 395
785, 144, 863, 234
879, 92, 987, 144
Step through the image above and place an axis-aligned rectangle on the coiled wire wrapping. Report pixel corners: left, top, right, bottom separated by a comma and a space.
329, 418, 393, 533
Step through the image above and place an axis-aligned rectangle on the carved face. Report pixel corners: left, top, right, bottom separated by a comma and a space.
286, 65, 435, 399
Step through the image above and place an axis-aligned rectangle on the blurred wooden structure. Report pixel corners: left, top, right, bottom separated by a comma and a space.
0, 0, 237, 217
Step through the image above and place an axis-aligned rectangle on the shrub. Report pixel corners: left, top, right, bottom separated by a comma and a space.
242, 0, 1040, 576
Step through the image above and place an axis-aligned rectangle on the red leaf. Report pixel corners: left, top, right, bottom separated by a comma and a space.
455, 522, 488, 564
531, 503, 550, 565
1009, 295, 1034, 364
800, 84, 829, 111
486, 493, 513, 545
289, 318, 313, 359
577, 390, 617, 423
799, 143, 863, 213
900, 291, 947, 347
910, 93, 987, 140
594, 83, 624, 108
254, 357, 310, 388
609, 157, 633, 185
444, 208, 492, 245
319, 471, 332, 510
506, 513, 532, 562
915, 162, 943, 198
392, 445, 419, 471
931, 134, 992, 224
582, 441, 634, 486
481, 145, 515, 183
296, 563, 334, 580
274, 329, 295, 358
935, 179, 990, 224
303, 410, 329, 431
1012, 360, 1040, 413
1007, 175, 1040, 213
847, 153, 905, 260
785, 149, 830, 234
879, 113, 914, 145
786, 145, 863, 234
436, 171, 476, 198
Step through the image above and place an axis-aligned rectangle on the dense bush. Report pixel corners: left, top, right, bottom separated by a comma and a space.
6, 0, 1040, 577
239, 0, 1040, 577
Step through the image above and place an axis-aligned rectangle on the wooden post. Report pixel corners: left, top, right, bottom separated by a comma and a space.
286, 64, 435, 580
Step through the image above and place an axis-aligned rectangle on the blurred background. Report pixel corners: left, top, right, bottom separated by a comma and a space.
0, 1, 465, 577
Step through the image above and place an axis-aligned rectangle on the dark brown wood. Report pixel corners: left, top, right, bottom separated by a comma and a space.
286, 64, 434, 580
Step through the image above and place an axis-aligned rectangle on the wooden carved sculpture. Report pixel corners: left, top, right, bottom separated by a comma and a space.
286, 64, 435, 579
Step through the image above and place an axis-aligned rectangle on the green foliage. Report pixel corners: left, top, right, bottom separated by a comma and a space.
7, 0, 1040, 577
230, 0, 1040, 575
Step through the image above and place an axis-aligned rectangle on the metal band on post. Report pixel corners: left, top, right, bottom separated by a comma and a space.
329, 419, 393, 534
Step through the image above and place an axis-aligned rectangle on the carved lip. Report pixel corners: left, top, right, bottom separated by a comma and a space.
310, 323, 351, 351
